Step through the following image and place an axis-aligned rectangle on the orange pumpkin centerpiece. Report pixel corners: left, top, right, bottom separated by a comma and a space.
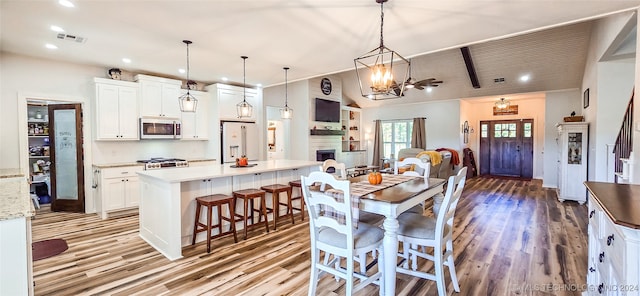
368, 171, 383, 185
238, 156, 248, 166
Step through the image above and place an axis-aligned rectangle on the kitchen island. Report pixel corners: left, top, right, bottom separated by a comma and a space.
137, 159, 320, 260
0, 169, 35, 295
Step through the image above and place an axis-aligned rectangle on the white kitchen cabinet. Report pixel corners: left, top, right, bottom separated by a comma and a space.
181, 90, 209, 140
233, 171, 276, 191
136, 74, 182, 118
556, 122, 588, 204
95, 165, 143, 219
586, 192, 640, 296
94, 78, 139, 140
276, 167, 312, 184
209, 83, 261, 121
180, 176, 233, 245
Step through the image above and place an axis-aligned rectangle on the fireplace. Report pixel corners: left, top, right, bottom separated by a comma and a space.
316, 149, 335, 161
316, 149, 336, 173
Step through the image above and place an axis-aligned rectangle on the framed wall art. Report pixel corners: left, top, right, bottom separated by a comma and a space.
583, 88, 589, 109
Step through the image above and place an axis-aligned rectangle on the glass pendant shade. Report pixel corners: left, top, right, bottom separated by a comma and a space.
280, 67, 293, 119
280, 106, 293, 119
495, 98, 510, 109
354, 0, 410, 100
179, 40, 197, 112
237, 56, 253, 118
179, 92, 198, 112
236, 100, 253, 118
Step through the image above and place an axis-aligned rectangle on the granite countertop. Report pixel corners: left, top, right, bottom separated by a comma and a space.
0, 168, 24, 179
584, 181, 640, 229
93, 162, 145, 169
0, 171, 35, 220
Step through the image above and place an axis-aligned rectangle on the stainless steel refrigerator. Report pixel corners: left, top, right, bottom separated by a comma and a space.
221, 121, 259, 163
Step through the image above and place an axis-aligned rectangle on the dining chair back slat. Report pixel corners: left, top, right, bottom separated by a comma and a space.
301, 171, 384, 295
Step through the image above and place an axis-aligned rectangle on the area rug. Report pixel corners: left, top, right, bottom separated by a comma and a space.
32, 238, 68, 261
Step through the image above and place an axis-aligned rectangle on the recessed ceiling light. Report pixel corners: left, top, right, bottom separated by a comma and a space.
178, 68, 186, 74
58, 0, 74, 8
45, 43, 58, 50
426, 87, 433, 93
221, 77, 228, 82
520, 74, 530, 82
122, 58, 131, 64
50, 25, 64, 32
256, 83, 262, 87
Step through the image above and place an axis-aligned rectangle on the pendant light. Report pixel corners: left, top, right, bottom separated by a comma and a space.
354, 0, 410, 100
495, 97, 510, 109
178, 40, 198, 112
280, 67, 293, 119
236, 56, 253, 118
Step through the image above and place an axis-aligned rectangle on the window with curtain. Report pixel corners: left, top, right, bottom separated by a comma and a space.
382, 120, 413, 158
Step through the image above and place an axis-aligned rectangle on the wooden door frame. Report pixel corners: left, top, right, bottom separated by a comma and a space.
17, 93, 93, 213
479, 118, 534, 178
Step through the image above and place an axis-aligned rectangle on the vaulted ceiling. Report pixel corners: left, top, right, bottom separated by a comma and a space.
2, 0, 639, 108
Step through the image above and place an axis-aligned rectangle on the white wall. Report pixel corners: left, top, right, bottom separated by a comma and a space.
543, 89, 582, 187
593, 61, 635, 181
1, 53, 100, 169
580, 11, 637, 182
362, 99, 462, 165
1, 53, 211, 167
0, 53, 213, 213
263, 79, 310, 161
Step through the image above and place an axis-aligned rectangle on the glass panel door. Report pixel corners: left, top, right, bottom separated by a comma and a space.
49, 103, 85, 212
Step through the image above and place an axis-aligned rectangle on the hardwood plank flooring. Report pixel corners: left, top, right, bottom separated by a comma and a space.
31, 176, 587, 295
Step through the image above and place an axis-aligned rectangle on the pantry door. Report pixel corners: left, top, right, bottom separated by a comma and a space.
479, 119, 533, 178
48, 103, 85, 212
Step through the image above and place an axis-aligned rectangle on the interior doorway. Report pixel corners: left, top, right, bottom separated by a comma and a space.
265, 106, 290, 160
23, 99, 87, 213
479, 119, 534, 178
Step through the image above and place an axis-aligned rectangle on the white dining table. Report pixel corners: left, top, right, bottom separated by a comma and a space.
353, 175, 446, 296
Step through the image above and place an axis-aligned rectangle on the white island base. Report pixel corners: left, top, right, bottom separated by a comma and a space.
137, 160, 320, 260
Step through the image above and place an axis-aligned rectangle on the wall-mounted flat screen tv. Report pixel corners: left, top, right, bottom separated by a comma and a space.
315, 98, 340, 122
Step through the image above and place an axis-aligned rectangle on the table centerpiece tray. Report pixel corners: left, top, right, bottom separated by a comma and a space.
230, 164, 258, 168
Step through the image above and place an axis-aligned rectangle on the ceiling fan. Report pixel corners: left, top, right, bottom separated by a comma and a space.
403, 61, 443, 91
410, 78, 443, 90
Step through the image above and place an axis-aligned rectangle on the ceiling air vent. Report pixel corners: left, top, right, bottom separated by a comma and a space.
494, 77, 505, 83
56, 33, 87, 44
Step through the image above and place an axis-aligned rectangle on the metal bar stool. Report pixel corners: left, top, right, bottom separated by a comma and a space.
232, 188, 269, 240
289, 180, 305, 221
192, 194, 238, 253
260, 184, 294, 230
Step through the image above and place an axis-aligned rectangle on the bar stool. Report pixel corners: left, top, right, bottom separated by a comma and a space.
289, 180, 305, 221
260, 184, 294, 230
192, 194, 238, 253
233, 188, 269, 240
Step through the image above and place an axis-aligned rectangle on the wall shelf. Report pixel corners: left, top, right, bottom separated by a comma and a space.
310, 130, 345, 136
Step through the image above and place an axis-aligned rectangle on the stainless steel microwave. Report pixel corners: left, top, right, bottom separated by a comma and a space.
139, 117, 181, 139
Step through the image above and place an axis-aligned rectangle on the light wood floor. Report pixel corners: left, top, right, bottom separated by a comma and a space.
31, 176, 587, 295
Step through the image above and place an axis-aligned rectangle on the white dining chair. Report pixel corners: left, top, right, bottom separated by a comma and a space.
395, 157, 431, 214
301, 171, 384, 295
319, 159, 347, 179
396, 167, 467, 296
